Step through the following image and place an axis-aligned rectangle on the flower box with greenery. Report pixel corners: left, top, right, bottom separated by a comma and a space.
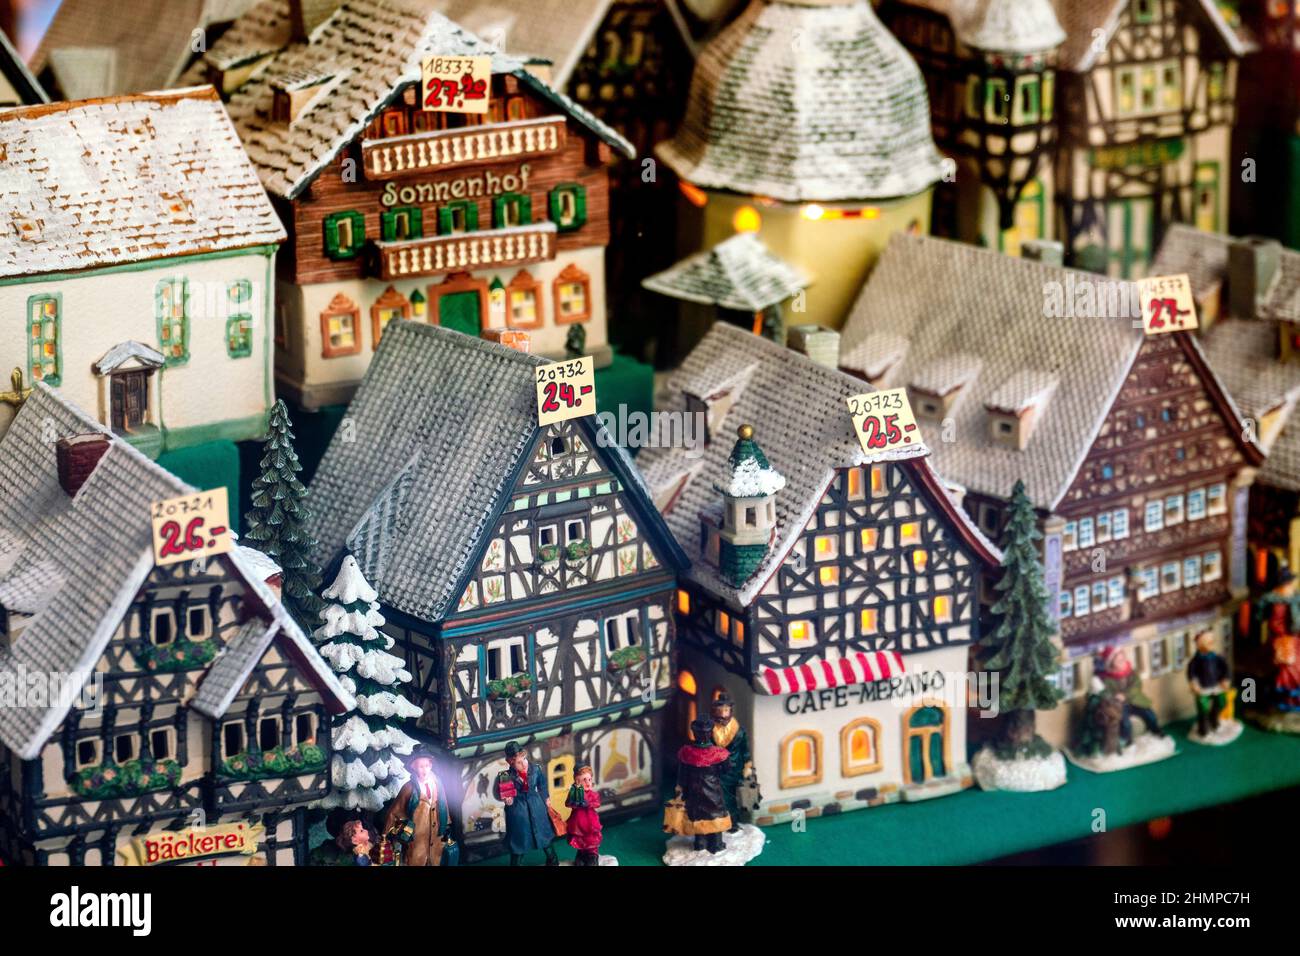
72, 756, 182, 799
538, 544, 561, 566
565, 539, 592, 564
607, 644, 647, 672
487, 672, 534, 700
132, 634, 218, 673
220, 742, 328, 782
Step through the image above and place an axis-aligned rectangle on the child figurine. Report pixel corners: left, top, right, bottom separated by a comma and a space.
338, 818, 376, 866
1187, 630, 1241, 745
1069, 645, 1176, 771
564, 765, 602, 866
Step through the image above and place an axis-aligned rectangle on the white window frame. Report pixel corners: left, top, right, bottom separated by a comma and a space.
1097, 512, 1112, 543
1063, 521, 1078, 552
1074, 585, 1090, 617
1059, 591, 1072, 617
1078, 518, 1095, 549
150, 607, 176, 646
1092, 581, 1108, 610
1164, 493, 1184, 526
1187, 488, 1207, 520
537, 524, 557, 548
1138, 567, 1159, 600
1108, 576, 1125, 607
1113, 508, 1130, 540
1203, 550, 1223, 582
186, 604, 212, 640
1144, 500, 1164, 533
1183, 556, 1202, 588
603, 610, 641, 654
1160, 561, 1181, 594
487, 635, 528, 681
1206, 483, 1227, 516
564, 518, 586, 544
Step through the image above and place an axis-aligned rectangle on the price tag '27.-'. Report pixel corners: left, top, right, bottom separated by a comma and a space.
1137, 273, 1198, 336
421, 55, 491, 114
846, 389, 923, 456
151, 487, 234, 567
536, 356, 596, 427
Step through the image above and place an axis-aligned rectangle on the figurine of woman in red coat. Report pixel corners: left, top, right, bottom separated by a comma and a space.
564, 765, 602, 866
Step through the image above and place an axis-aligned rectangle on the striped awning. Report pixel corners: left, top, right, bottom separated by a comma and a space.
757, 650, 906, 696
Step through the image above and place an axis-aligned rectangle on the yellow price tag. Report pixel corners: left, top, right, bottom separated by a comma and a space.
536, 356, 596, 428
1136, 273, 1198, 336
846, 389, 923, 455
150, 487, 234, 567
421, 55, 491, 114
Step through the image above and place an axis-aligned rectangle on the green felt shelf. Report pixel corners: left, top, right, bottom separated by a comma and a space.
472, 721, 1300, 866
156, 440, 242, 528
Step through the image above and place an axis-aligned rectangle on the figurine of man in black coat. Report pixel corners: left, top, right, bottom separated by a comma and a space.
1187, 630, 1230, 737
493, 741, 558, 866
673, 718, 733, 854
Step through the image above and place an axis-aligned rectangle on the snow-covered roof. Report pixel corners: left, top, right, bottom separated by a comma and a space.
642, 233, 810, 312
958, 0, 1064, 54
715, 426, 787, 499
92, 341, 165, 376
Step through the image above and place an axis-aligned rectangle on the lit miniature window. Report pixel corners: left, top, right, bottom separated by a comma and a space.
819, 566, 840, 586
1078, 518, 1095, 548
294, 713, 316, 746
1149, 638, 1168, 674
554, 264, 592, 324
327, 312, 356, 352
716, 610, 730, 637
1133, 0, 1156, 24
788, 620, 815, 648
677, 590, 690, 615
678, 669, 697, 695
1139, 66, 1157, 112
1160, 62, 1181, 111
860, 528, 878, 551
860, 608, 878, 634
1074, 585, 1090, 617
1187, 488, 1207, 520
900, 522, 921, 545
27, 294, 61, 385
511, 287, 539, 327
781, 731, 820, 786
870, 465, 887, 497
1203, 551, 1223, 582
733, 621, 745, 646
1116, 68, 1136, 116
76, 739, 101, 770
841, 718, 880, 776
156, 278, 190, 365
933, 595, 952, 623
1096, 512, 1112, 543
846, 467, 864, 500
984, 76, 1009, 124
1183, 556, 1201, 588
1062, 521, 1077, 551
1108, 576, 1125, 606
1144, 500, 1164, 532
1164, 494, 1184, 526
912, 549, 928, 572
1113, 508, 1130, 539
813, 535, 838, 561
1206, 483, 1227, 516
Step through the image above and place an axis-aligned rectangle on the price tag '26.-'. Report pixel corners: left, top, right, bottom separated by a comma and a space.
1137, 273, 1198, 336
536, 356, 596, 427
846, 389, 923, 456
421, 55, 491, 114
151, 487, 234, 567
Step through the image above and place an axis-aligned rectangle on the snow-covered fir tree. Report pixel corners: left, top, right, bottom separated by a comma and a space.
314, 554, 422, 811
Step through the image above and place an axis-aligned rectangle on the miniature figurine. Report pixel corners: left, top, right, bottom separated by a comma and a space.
1187, 630, 1241, 745
381, 747, 453, 867
1070, 646, 1176, 772
666, 718, 733, 855
339, 818, 377, 867
564, 765, 603, 866
493, 742, 559, 866
310, 808, 383, 867
1266, 570, 1300, 714
705, 693, 754, 830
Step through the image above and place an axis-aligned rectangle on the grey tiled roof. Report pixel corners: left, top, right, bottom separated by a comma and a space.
840, 234, 1145, 511
638, 322, 998, 608
1153, 224, 1300, 326
641, 233, 810, 312
959, 0, 1064, 54
1200, 319, 1300, 422
1054, 0, 1252, 73
195, 0, 634, 201
656, 0, 946, 202
0, 386, 346, 759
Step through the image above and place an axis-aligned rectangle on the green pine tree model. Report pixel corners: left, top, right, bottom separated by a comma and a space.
244, 400, 324, 626
979, 479, 1063, 760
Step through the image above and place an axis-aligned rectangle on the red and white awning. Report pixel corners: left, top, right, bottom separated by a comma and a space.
758, 650, 905, 696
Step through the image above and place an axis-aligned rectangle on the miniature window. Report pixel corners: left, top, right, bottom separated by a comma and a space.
1173, 633, 1189, 669
26, 293, 61, 385
1074, 585, 1090, 617
604, 612, 641, 654
1058, 591, 1072, 617
320, 294, 362, 358
228, 279, 253, 304
1139, 66, 1157, 112
150, 729, 174, 760
370, 287, 411, 348
1062, 521, 1077, 552
550, 436, 567, 456
156, 278, 190, 366
1164, 494, 1184, 526
506, 270, 544, 329
1183, 556, 1202, 588
115, 734, 137, 763
1144, 500, 1164, 533
380, 205, 423, 241
1206, 483, 1227, 516
978, 504, 1000, 538
1187, 488, 1207, 520
222, 722, 245, 758
1113, 508, 1130, 539
870, 465, 887, 497
860, 528, 878, 552
150, 607, 176, 646
565, 519, 586, 544
1042, 71, 1055, 123
493, 192, 532, 229
984, 77, 1009, 124
323, 210, 366, 259
295, 713, 317, 746
813, 534, 838, 561
438, 200, 479, 235
76, 739, 101, 770
1108, 576, 1125, 607
743, 506, 758, 527
841, 718, 882, 777
860, 608, 878, 634
1207, 62, 1225, 101
1012, 75, 1040, 125
1056, 662, 1077, 698
900, 522, 921, 546
225, 315, 253, 359
677, 590, 690, 615
787, 620, 815, 648
1092, 581, 1108, 610
964, 75, 980, 118
780, 730, 821, 788
259, 717, 281, 750
549, 184, 587, 232
846, 467, 864, 500
1116, 68, 1137, 116
1159, 62, 1181, 111
187, 605, 211, 640
538, 525, 557, 549
1136, 567, 1157, 600
1097, 512, 1112, 543
933, 595, 953, 624
486, 636, 527, 681
1203, 551, 1223, 582
1149, 638, 1168, 675
819, 566, 840, 587
715, 610, 730, 638
1132, 0, 1156, 24
1078, 518, 1095, 549
912, 549, 929, 572
553, 264, 592, 324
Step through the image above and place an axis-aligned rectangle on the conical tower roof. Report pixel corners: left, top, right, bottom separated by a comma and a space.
957, 0, 1064, 56
715, 424, 787, 498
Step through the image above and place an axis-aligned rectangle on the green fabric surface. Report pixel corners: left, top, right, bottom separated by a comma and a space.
157, 440, 242, 528
594, 350, 655, 421
473, 721, 1300, 866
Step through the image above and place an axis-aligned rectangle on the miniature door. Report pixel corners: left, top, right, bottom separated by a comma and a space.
110, 370, 150, 433
904, 705, 949, 784
439, 290, 482, 337
547, 754, 575, 821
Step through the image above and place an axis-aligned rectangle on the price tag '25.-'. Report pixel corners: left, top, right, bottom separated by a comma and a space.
846, 388, 923, 456
151, 487, 234, 567
536, 356, 596, 427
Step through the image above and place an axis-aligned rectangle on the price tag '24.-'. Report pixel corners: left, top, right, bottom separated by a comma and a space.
846, 388, 923, 456
1137, 273, 1198, 336
536, 356, 596, 427
151, 487, 234, 567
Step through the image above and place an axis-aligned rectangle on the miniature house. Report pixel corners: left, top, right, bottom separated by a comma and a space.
841, 233, 1263, 747
638, 323, 1001, 824
1153, 225, 1300, 590
655, 0, 947, 335
0, 385, 350, 866
880, 0, 1065, 255
188, 0, 636, 410
304, 321, 688, 861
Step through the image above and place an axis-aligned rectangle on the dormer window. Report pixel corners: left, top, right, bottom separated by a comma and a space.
984, 370, 1058, 450
270, 66, 344, 124
908, 354, 981, 419
0, 605, 31, 650
842, 332, 909, 387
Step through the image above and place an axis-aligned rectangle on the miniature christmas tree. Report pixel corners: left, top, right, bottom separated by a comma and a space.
244, 400, 324, 626
315, 555, 422, 812
565, 323, 586, 359
979, 480, 1062, 760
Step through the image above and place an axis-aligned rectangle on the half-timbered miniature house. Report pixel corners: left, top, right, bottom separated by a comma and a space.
637, 322, 1001, 825
1050, 0, 1251, 277
655, 0, 947, 344
880, 0, 1065, 255
0, 27, 48, 107
0, 385, 351, 866
0, 87, 287, 458
304, 321, 687, 861
1153, 225, 1300, 589
185, 0, 635, 410
840, 233, 1262, 747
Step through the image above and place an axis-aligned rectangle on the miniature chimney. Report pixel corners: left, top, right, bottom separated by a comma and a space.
56, 434, 110, 498
1228, 236, 1282, 320
1021, 239, 1064, 268
481, 328, 532, 353
712, 424, 785, 588
289, 0, 340, 41
786, 325, 840, 369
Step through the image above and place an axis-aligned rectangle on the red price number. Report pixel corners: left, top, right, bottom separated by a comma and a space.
157, 515, 227, 559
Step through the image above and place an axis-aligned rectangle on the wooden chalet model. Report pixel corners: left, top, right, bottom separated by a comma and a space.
0, 28, 48, 107
840, 233, 1263, 746
0, 88, 287, 458
187, 0, 635, 411
0, 386, 351, 866
638, 323, 1001, 824
304, 322, 687, 861
1153, 225, 1300, 588
1051, 0, 1251, 277
879, 0, 1066, 256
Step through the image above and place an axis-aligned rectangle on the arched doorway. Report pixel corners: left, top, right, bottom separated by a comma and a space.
903, 704, 949, 784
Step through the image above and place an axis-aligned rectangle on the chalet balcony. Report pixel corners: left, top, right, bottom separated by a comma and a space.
361, 116, 567, 179
374, 222, 557, 280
